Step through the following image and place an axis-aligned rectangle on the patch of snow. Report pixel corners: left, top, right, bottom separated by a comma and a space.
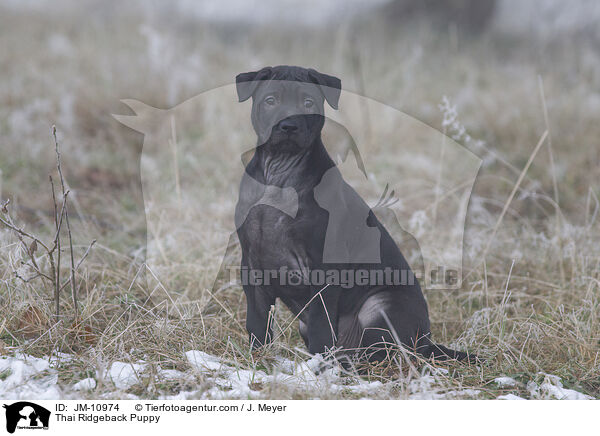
48, 352, 73, 365
157, 368, 187, 380
538, 383, 592, 400
184, 350, 483, 399
430, 367, 449, 376
159, 390, 199, 400
2, 349, 591, 400
185, 350, 224, 372
72, 378, 96, 391
183, 350, 349, 399
527, 373, 593, 400
0, 353, 61, 399
107, 361, 146, 390
343, 380, 384, 394
494, 376, 518, 387
406, 370, 481, 400
100, 392, 140, 400
440, 388, 482, 399
497, 393, 526, 400
273, 356, 295, 374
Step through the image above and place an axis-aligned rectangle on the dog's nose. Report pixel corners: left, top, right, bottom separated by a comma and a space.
277, 119, 299, 133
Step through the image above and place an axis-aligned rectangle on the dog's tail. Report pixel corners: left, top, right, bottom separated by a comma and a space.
420, 340, 480, 364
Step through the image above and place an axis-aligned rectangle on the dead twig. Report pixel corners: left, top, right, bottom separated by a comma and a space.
0, 125, 95, 325
52, 125, 78, 317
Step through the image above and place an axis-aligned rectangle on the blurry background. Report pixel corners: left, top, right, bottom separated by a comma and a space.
1, 0, 599, 243
0, 0, 599, 399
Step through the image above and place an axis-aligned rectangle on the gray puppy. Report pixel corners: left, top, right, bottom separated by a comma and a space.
234, 65, 474, 363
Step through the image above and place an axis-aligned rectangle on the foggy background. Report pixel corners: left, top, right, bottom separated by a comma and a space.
1, 0, 599, 400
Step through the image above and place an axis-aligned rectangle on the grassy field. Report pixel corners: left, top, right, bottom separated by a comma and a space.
0, 1, 598, 399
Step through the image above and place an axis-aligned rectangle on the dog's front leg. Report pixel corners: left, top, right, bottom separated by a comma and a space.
307, 286, 340, 354
244, 286, 276, 350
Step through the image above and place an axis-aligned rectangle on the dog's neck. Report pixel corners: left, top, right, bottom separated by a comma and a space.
254, 136, 334, 188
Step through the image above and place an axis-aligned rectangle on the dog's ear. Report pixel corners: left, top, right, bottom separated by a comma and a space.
236, 67, 273, 102
308, 68, 341, 109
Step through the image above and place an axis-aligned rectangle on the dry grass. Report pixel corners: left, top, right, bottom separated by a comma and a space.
0, 1, 598, 399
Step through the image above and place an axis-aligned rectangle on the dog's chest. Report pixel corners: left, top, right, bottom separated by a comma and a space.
238, 194, 327, 270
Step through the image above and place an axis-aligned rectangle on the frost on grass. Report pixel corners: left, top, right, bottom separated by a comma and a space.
0, 350, 596, 400
0, 350, 420, 399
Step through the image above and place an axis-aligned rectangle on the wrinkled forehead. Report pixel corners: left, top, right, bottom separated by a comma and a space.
253, 80, 323, 100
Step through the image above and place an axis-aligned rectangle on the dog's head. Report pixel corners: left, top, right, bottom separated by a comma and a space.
236, 66, 341, 152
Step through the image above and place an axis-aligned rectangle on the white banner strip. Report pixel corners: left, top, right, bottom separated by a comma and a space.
0, 400, 595, 435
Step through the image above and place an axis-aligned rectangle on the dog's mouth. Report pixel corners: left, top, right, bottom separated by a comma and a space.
267, 131, 303, 148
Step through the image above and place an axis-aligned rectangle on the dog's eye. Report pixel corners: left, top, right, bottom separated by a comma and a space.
303, 98, 314, 109
264, 96, 276, 106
